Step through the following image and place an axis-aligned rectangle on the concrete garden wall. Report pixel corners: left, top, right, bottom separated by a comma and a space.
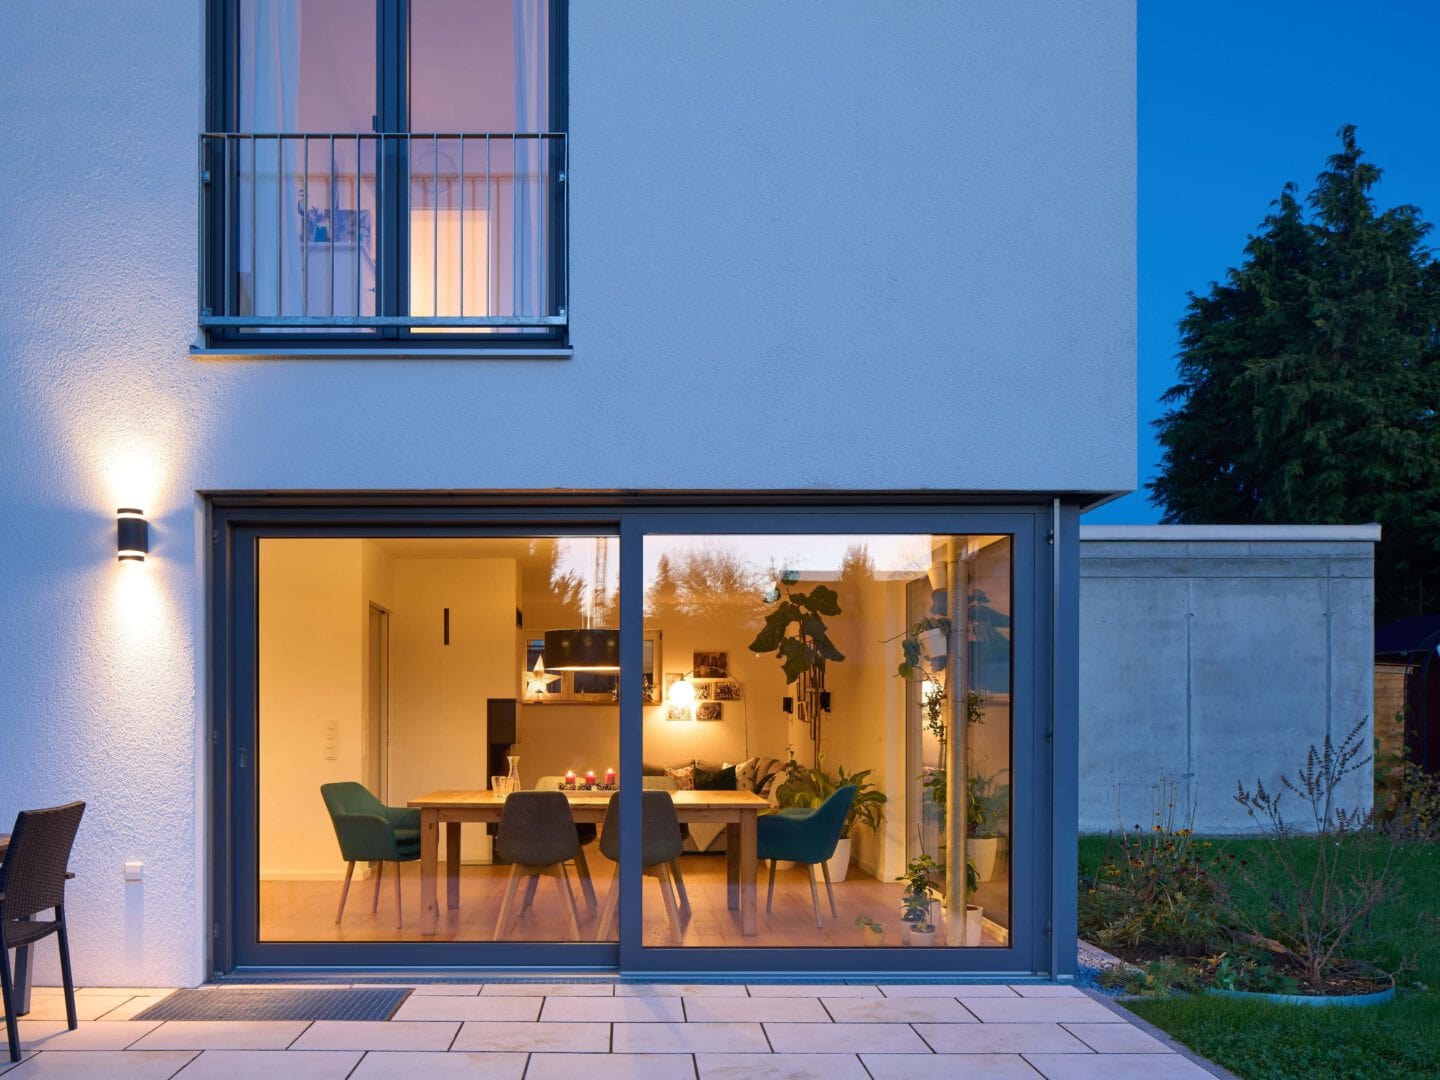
1078, 526, 1379, 835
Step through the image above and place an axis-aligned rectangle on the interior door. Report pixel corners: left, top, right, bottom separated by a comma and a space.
366, 604, 391, 801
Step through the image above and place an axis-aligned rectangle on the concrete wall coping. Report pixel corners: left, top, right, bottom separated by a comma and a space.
1080, 524, 1381, 543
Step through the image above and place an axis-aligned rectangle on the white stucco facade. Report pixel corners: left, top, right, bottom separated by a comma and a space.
0, 1, 1136, 985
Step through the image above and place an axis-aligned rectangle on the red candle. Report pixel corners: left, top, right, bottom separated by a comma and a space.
604, 767, 616, 787
585, 770, 596, 788
564, 769, 576, 787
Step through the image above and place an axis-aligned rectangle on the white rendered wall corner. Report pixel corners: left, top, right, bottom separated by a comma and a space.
0, 0, 1135, 984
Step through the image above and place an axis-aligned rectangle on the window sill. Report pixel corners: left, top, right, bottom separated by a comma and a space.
189, 344, 574, 361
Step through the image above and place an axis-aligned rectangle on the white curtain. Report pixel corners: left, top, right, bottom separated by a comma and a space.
238, 0, 303, 318
512, 0, 550, 319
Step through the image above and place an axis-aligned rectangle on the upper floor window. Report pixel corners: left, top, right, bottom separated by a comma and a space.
201, 0, 566, 351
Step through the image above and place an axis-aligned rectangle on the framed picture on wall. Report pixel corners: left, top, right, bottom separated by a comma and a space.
696, 702, 722, 722
693, 651, 728, 678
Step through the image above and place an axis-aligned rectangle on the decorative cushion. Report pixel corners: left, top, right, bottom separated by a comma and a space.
665, 763, 696, 790
694, 763, 738, 791
735, 755, 782, 797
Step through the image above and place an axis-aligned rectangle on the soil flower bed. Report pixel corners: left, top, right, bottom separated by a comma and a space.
1081, 723, 1409, 1002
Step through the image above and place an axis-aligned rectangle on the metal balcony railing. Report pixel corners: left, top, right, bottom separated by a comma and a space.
198, 132, 567, 332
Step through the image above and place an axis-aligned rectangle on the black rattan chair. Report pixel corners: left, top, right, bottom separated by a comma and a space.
0, 801, 85, 1063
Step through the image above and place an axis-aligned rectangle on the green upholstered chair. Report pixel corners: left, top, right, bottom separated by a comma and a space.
320, 782, 421, 928
758, 784, 857, 929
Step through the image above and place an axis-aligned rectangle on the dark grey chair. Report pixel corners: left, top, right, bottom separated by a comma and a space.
492, 792, 583, 940
594, 791, 687, 943
0, 801, 85, 1063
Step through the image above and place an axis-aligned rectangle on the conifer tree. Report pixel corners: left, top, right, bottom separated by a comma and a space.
1151, 126, 1440, 621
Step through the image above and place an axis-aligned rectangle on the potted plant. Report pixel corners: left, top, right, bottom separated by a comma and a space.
773, 752, 887, 883
854, 914, 886, 947
965, 771, 1009, 882
897, 853, 942, 946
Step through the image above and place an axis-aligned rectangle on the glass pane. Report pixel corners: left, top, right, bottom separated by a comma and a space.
257, 535, 619, 944
640, 534, 1013, 949
236, 0, 377, 324
408, 0, 552, 327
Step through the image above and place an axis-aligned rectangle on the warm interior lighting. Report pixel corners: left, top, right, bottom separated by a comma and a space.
667, 677, 697, 708
117, 508, 149, 562
542, 628, 620, 672
524, 656, 561, 696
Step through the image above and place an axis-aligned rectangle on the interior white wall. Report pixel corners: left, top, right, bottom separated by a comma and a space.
257, 539, 365, 880
387, 557, 518, 859
0, 0, 1133, 985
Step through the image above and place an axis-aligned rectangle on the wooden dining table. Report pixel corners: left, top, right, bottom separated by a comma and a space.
407, 789, 770, 937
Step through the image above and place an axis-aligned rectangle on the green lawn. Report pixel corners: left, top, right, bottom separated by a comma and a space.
1079, 835, 1440, 1080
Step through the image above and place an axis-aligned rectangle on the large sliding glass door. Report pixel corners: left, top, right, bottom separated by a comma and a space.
615, 512, 1043, 975
216, 502, 1052, 975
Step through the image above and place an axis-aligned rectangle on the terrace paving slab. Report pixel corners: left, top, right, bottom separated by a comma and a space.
3, 980, 1229, 1078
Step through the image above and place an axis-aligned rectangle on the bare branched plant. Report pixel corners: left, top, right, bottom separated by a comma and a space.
1233, 717, 1404, 990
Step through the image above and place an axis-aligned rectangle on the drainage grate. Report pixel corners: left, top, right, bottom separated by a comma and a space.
132, 987, 411, 1022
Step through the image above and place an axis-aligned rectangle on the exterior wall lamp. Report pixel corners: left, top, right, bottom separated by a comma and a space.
117, 508, 149, 562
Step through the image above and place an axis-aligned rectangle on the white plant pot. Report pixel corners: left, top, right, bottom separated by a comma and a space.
966, 837, 1000, 882
918, 627, 948, 661
909, 927, 937, 947
826, 838, 852, 883
965, 904, 984, 947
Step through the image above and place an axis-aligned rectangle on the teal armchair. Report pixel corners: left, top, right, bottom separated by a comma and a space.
758, 784, 857, 928
320, 782, 421, 927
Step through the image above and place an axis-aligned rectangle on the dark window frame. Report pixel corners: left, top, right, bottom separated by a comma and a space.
206, 491, 1077, 978
200, 0, 569, 355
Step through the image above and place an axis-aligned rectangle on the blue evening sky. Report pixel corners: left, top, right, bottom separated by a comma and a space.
1087, 0, 1440, 523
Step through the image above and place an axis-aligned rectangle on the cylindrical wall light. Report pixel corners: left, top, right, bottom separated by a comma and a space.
117, 508, 149, 562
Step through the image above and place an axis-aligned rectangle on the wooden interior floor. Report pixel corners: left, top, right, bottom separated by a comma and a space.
261, 850, 1010, 948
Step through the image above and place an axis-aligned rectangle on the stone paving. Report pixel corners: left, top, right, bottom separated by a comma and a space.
0, 982, 1227, 1078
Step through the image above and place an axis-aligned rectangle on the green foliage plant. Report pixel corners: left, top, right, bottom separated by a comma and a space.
772, 750, 887, 840
1079, 777, 1232, 958
897, 854, 942, 932
748, 579, 845, 683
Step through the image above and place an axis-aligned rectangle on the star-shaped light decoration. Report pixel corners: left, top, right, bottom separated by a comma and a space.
525, 656, 562, 698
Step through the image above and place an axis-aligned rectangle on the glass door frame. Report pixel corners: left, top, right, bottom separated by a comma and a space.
212, 508, 624, 972
209, 497, 1067, 978
615, 508, 1055, 977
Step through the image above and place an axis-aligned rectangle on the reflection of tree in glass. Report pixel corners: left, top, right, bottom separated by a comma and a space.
645, 545, 769, 622
835, 543, 875, 622
526, 539, 586, 624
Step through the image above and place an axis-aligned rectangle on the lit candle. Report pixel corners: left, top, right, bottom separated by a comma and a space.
564, 769, 576, 788
604, 767, 616, 788
585, 770, 596, 788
